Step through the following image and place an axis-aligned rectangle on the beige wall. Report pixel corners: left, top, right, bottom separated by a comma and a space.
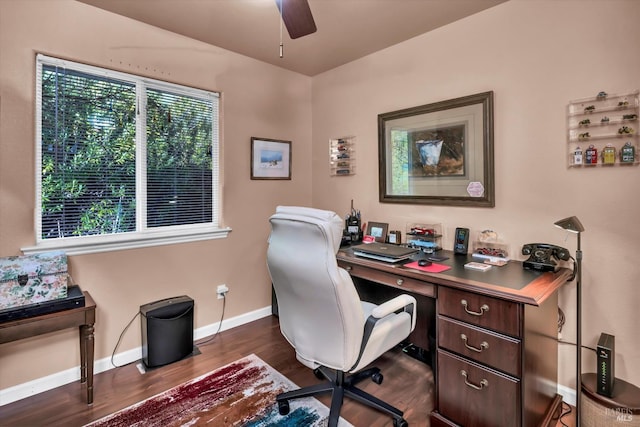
0, 0, 312, 391
311, 0, 640, 393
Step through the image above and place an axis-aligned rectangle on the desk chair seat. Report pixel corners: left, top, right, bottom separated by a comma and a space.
267, 206, 417, 427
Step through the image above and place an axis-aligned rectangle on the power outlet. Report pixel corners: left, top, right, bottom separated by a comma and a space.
217, 284, 229, 299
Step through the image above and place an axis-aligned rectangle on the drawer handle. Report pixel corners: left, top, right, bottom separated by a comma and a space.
460, 334, 489, 353
460, 299, 489, 316
344, 266, 352, 272
460, 370, 489, 390
396, 279, 404, 286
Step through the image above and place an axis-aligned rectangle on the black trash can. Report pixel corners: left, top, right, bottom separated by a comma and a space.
140, 295, 194, 368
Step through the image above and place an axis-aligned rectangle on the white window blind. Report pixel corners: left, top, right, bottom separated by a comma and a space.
145, 87, 215, 228
27, 54, 227, 255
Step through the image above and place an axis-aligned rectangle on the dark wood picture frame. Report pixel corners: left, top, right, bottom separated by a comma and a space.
251, 137, 292, 180
365, 221, 389, 243
378, 91, 494, 207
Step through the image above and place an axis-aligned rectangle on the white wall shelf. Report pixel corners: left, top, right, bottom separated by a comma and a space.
329, 136, 356, 176
567, 90, 639, 167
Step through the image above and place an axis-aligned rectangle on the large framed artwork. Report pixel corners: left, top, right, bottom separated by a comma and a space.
251, 137, 292, 180
378, 91, 494, 207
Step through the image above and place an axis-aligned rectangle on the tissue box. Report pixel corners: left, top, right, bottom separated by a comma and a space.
0, 251, 68, 310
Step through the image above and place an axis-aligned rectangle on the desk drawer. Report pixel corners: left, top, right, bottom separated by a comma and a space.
438, 287, 520, 337
438, 316, 521, 377
338, 261, 436, 298
437, 349, 520, 427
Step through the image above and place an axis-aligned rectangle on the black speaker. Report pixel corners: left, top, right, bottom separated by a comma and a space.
140, 295, 194, 368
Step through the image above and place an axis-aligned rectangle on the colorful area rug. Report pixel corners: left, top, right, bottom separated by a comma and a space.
85, 354, 352, 427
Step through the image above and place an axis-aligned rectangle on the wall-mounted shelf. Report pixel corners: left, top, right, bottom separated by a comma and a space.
329, 136, 355, 176
567, 91, 639, 167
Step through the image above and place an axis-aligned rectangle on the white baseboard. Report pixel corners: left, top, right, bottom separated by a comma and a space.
558, 383, 577, 407
0, 305, 272, 406
1, 304, 578, 410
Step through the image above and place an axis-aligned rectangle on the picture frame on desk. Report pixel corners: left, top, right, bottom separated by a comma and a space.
250, 137, 292, 180
378, 91, 494, 207
365, 222, 388, 243
387, 230, 401, 244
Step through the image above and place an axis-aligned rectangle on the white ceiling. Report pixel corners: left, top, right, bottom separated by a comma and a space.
76, 0, 508, 76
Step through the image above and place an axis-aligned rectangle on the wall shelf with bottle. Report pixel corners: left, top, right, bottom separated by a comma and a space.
329, 136, 355, 176
567, 90, 639, 167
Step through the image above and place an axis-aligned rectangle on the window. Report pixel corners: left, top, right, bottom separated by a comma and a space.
390, 129, 410, 195
26, 55, 228, 255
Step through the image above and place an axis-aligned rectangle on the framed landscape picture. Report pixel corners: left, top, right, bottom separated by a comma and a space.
251, 137, 292, 180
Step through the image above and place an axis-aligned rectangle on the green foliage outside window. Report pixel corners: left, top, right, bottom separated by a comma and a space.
41, 67, 137, 238
145, 89, 213, 228
390, 130, 409, 195
39, 61, 215, 241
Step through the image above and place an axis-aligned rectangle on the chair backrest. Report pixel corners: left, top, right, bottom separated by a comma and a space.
267, 206, 365, 371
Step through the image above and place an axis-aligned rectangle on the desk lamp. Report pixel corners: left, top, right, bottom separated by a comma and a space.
554, 215, 585, 426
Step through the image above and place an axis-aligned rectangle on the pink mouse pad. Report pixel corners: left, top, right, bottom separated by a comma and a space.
405, 261, 451, 273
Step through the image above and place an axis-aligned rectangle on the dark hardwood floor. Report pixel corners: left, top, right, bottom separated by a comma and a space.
0, 315, 433, 426
0, 315, 575, 426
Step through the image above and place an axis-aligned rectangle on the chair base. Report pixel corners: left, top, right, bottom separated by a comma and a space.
276, 365, 408, 427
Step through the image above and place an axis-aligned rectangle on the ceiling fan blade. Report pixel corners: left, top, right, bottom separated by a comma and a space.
276, 0, 317, 39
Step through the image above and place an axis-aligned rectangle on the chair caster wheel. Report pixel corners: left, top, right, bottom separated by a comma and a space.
371, 372, 383, 384
278, 400, 290, 416
313, 368, 325, 380
393, 418, 408, 427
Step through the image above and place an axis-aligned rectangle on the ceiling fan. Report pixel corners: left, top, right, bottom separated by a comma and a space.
275, 0, 317, 39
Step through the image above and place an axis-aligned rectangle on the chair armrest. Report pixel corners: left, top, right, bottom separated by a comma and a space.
371, 294, 416, 319
349, 294, 418, 371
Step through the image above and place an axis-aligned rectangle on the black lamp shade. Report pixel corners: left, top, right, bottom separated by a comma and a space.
554, 216, 585, 233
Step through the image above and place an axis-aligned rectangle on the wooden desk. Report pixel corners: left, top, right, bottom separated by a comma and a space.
337, 249, 572, 427
0, 291, 96, 404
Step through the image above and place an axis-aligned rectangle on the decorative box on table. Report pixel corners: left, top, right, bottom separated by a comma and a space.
0, 251, 69, 310
471, 230, 510, 263
472, 241, 510, 260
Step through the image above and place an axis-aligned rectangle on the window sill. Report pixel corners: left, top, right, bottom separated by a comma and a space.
21, 227, 232, 256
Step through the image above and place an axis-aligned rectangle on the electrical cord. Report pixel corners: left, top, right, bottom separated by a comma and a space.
556, 338, 594, 427
197, 292, 226, 346
558, 338, 597, 353
558, 307, 566, 333
110, 310, 141, 368
109, 293, 226, 367
568, 255, 577, 282
559, 401, 573, 427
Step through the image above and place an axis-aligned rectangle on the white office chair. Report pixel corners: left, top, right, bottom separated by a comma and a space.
267, 206, 417, 427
